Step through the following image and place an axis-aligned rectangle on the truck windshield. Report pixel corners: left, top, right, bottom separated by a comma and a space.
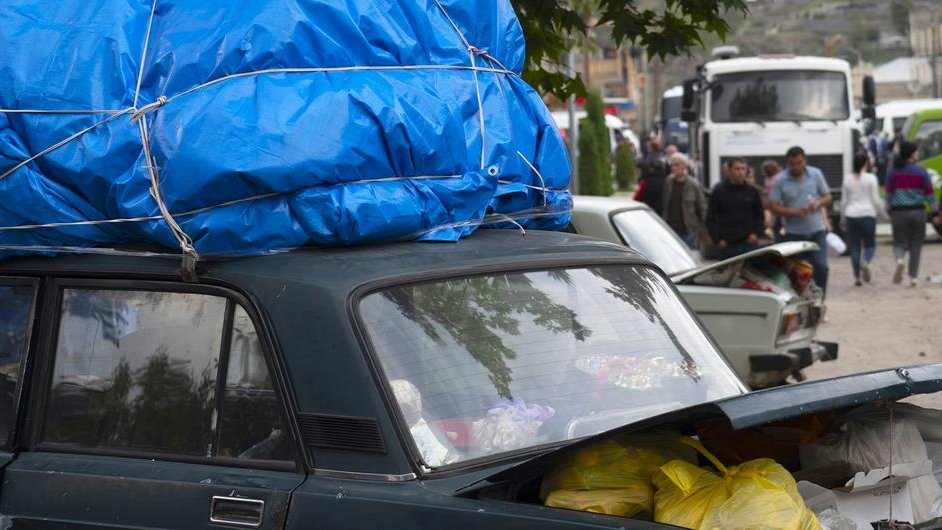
359, 266, 744, 468
710, 70, 849, 123
661, 95, 683, 122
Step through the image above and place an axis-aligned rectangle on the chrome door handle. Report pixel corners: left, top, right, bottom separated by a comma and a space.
210, 495, 265, 528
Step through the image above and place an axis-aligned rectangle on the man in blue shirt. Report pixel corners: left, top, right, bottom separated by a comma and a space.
769, 146, 833, 292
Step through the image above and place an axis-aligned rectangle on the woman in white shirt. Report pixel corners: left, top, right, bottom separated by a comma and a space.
840, 152, 887, 286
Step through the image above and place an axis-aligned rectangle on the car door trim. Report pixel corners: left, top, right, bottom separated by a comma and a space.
311, 468, 417, 482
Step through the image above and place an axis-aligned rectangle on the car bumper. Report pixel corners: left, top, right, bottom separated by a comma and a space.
748, 340, 838, 388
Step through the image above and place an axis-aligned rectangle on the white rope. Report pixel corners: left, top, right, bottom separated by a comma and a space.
497, 180, 567, 194
490, 213, 526, 235
515, 151, 549, 205
0, 109, 126, 115
138, 118, 197, 258
169, 64, 513, 102
469, 50, 487, 170
0, 245, 181, 258
428, 0, 490, 170
478, 51, 510, 74
0, 205, 571, 258
430, 0, 472, 50
0, 108, 134, 181
1, 64, 514, 118
0, 176, 463, 232
129, 96, 168, 123
134, 0, 160, 109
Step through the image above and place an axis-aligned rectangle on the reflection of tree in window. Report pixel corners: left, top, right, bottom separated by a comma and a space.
127, 348, 216, 453
586, 267, 701, 381
383, 273, 591, 399
47, 290, 223, 455
728, 79, 780, 119
47, 348, 217, 455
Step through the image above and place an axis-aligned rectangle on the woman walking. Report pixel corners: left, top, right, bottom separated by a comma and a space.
885, 141, 941, 286
840, 153, 885, 286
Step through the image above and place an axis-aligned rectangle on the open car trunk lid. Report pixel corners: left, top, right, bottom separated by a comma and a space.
457, 363, 942, 494
671, 241, 819, 286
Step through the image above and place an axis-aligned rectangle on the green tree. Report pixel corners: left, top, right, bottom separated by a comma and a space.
511, 0, 748, 98
578, 123, 602, 195
579, 90, 612, 196
890, 0, 912, 36
614, 142, 635, 190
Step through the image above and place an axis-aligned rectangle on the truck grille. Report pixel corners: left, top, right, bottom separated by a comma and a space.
720, 154, 844, 189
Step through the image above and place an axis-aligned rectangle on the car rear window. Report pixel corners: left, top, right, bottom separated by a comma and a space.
359, 265, 744, 468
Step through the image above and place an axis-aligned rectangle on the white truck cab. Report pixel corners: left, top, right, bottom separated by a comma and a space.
682, 54, 875, 206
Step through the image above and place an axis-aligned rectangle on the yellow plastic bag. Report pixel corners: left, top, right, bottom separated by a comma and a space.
653, 438, 822, 530
541, 432, 698, 495
544, 483, 653, 517
540, 431, 697, 517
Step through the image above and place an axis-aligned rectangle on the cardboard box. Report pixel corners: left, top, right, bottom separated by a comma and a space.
798, 461, 933, 530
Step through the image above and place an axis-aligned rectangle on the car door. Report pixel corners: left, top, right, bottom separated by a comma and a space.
0, 280, 305, 529
0, 278, 39, 483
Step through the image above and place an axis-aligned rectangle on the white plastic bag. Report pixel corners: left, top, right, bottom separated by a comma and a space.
800, 404, 942, 524
825, 232, 846, 255
816, 508, 857, 530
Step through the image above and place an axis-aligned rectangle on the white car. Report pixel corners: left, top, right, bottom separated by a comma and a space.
570, 195, 837, 388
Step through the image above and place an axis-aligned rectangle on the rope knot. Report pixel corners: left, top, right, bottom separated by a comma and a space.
129, 95, 169, 123
468, 46, 489, 56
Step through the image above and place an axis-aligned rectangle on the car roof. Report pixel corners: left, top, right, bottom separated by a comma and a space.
0, 230, 651, 291
572, 194, 649, 216
910, 107, 942, 121
877, 99, 942, 116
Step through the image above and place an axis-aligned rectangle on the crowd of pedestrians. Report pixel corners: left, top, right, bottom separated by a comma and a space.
631, 137, 942, 294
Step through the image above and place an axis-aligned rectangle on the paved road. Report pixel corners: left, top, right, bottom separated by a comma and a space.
804, 237, 942, 403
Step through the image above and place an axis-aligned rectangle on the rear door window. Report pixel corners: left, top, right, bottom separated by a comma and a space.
0, 280, 37, 449
217, 305, 291, 462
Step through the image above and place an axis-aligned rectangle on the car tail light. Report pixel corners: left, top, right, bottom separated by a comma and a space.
779, 312, 802, 337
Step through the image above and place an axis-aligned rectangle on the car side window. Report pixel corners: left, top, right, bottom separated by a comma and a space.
217, 305, 290, 462
0, 282, 36, 449
42, 287, 292, 464
43, 289, 227, 456
916, 120, 942, 160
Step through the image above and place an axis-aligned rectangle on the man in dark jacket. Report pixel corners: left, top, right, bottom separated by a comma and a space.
706, 157, 765, 260
633, 161, 667, 216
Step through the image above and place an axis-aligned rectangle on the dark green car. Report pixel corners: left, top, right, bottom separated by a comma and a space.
0, 230, 938, 529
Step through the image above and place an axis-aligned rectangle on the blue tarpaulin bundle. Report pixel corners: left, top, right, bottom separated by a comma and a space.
0, 0, 571, 258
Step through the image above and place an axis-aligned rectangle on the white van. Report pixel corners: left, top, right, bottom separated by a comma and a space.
875, 99, 942, 137
550, 110, 640, 153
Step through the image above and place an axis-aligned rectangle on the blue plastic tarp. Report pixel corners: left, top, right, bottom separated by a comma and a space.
0, 0, 571, 257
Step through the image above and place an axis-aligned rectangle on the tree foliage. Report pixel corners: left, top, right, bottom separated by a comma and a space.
614, 142, 635, 190
890, 0, 913, 36
579, 90, 612, 196
511, 0, 748, 98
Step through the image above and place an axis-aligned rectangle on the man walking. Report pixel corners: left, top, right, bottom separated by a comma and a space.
661, 152, 708, 250
706, 157, 765, 259
769, 146, 833, 292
